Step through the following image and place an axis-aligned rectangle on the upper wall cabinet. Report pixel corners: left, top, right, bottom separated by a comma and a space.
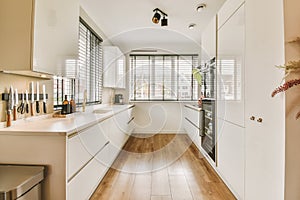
0, 0, 79, 76
201, 16, 217, 62
217, 1, 245, 127
103, 46, 126, 89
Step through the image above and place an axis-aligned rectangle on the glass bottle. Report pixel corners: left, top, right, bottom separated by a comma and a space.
63, 95, 69, 105
70, 95, 76, 113
62, 95, 70, 114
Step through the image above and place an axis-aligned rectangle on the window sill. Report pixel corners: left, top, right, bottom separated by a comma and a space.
129, 100, 197, 103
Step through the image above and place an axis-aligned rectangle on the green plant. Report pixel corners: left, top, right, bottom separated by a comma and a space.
192, 68, 202, 87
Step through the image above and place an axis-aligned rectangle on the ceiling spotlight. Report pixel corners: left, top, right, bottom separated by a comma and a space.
196, 3, 206, 12
152, 8, 168, 26
152, 12, 161, 24
188, 23, 196, 30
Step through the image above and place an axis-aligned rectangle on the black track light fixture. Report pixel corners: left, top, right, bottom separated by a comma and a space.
161, 16, 168, 26
152, 12, 161, 24
152, 8, 168, 26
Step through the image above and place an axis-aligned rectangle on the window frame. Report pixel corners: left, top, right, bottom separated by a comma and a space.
129, 54, 199, 102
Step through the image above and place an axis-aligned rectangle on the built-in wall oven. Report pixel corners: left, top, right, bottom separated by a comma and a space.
200, 57, 216, 162
201, 99, 216, 161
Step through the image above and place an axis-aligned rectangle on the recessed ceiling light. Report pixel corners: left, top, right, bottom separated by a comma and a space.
188, 23, 196, 30
196, 3, 206, 12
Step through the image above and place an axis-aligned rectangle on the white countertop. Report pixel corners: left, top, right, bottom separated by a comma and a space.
0, 104, 134, 136
184, 104, 202, 111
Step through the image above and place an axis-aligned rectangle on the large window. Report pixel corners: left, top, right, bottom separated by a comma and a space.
77, 18, 103, 104
130, 55, 198, 101
53, 18, 103, 107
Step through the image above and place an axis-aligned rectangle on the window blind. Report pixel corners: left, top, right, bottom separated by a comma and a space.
53, 18, 103, 107
78, 18, 103, 104
130, 55, 198, 101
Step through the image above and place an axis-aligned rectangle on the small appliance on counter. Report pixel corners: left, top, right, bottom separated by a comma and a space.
114, 94, 124, 104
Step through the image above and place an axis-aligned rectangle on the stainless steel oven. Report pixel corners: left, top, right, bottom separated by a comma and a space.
200, 57, 216, 162
201, 99, 216, 161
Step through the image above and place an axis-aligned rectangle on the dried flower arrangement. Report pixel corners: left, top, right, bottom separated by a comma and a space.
272, 37, 300, 119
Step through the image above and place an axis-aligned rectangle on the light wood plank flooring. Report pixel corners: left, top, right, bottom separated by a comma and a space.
90, 134, 236, 200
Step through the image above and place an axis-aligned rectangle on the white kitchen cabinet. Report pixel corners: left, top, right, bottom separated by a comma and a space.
216, 0, 285, 199
95, 142, 118, 168
217, 2, 245, 127
217, 119, 245, 199
67, 157, 108, 200
216, 3, 245, 199
0, 0, 79, 76
244, 0, 285, 199
77, 123, 109, 157
113, 107, 134, 135
201, 16, 217, 62
67, 133, 93, 180
100, 118, 123, 148
103, 46, 126, 88
183, 105, 204, 150
67, 106, 135, 199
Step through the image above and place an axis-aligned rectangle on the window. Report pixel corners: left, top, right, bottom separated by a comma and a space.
53, 18, 103, 107
77, 18, 103, 104
130, 55, 198, 101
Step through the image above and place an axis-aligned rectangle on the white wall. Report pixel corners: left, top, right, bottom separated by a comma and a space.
132, 102, 191, 134
284, 0, 300, 199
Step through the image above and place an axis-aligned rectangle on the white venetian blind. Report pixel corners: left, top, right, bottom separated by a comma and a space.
130, 55, 198, 101
53, 18, 103, 107
78, 18, 103, 104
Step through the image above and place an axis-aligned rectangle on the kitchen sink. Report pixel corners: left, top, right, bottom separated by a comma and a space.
93, 108, 113, 114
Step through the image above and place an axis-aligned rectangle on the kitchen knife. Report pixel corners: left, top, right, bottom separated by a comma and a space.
30, 81, 34, 116
36, 82, 40, 113
13, 89, 18, 121
25, 90, 29, 113
42, 84, 47, 113
6, 86, 14, 127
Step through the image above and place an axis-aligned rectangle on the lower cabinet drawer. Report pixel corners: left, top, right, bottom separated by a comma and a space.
95, 142, 120, 168
184, 118, 202, 149
79, 124, 109, 157
67, 158, 108, 200
183, 106, 200, 126
67, 135, 93, 179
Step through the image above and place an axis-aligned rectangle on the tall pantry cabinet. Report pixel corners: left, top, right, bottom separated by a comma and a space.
244, 0, 285, 199
215, 0, 285, 199
216, 2, 245, 199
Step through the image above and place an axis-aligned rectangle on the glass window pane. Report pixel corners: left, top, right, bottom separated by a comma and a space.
129, 55, 198, 101
135, 56, 150, 100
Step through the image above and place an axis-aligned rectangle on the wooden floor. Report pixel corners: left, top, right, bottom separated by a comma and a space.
90, 134, 236, 200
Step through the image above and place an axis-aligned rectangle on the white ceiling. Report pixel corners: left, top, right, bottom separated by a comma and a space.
80, 0, 226, 54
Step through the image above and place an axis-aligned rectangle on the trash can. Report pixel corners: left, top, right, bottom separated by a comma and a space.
0, 165, 45, 200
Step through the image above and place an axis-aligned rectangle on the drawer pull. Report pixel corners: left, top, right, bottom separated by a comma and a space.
127, 117, 135, 124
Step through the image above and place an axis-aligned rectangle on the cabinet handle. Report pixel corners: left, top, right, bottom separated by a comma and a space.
257, 118, 263, 123
127, 117, 135, 124
250, 116, 255, 121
